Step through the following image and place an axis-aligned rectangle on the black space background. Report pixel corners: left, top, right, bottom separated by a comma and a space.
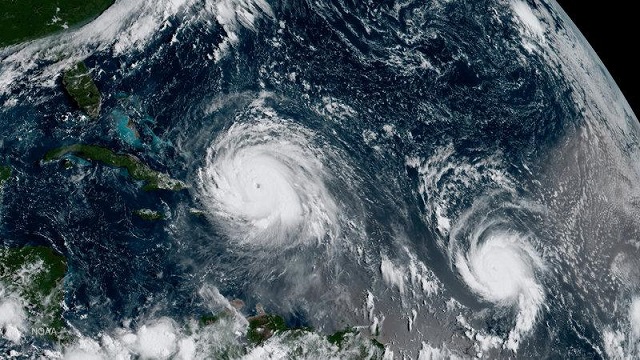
555, 1, 639, 118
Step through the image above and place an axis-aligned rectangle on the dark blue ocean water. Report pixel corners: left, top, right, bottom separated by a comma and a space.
0, 0, 612, 357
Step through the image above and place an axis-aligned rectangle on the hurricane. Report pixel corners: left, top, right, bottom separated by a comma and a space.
3, 0, 640, 357
197, 114, 341, 248
450, 197, 547, 351
457, 229, 544, 304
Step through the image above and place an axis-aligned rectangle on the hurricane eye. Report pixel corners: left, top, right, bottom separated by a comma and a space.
196, 119, 340, 247
454, 225, 546, 351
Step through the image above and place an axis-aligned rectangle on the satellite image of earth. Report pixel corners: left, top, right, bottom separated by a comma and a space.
1, 0, 639, 358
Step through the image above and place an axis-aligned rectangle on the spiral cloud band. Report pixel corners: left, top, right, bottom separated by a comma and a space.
197, 118, 340, 247
454, 220, 546, 350
456, 230, 544, 304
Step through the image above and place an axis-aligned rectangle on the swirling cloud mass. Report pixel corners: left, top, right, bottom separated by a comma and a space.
197, 117, 340, 248
456, 224, 546, 350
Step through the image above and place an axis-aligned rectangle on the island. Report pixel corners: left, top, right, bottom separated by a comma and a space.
62, 61, 102, 118
200, 304, 385, 356
244, 312, 385, 356
134, 209, 164, 221
247, 312, 290, 344
0, 165, 11, 186
43, 144, 187, 191
0, 0, 114, 47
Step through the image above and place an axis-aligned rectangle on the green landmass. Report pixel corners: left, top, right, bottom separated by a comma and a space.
0, 246, 67, 342
199, 314, 221, 326
0, 165, 11, 186
326, 327, 384, 356
43, 144, 187, 191
197, 308, 385, 357
247, 313, 289, 344
62, 62, 101, 118
62, 159, 74, 170
327, 327, 356, 347
246, 311, 385, 352
134, 209, 164, 221
0, 0, 114, 47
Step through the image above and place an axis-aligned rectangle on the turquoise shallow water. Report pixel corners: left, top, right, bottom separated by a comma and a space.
112, 109, 143, 148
